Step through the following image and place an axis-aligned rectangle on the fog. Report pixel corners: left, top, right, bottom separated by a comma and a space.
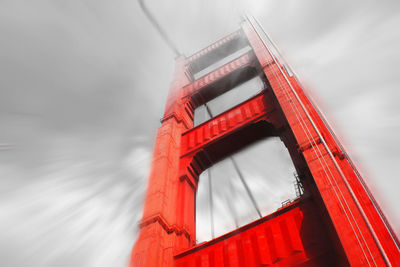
1, 0, 400, 266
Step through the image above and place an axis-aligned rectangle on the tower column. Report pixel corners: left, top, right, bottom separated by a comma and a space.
130, 57, 196, 267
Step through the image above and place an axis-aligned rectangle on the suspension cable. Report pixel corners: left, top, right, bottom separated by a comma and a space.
246, 16, 389, 265
246, 18, 372, 265
204, 103, 262, 219
226, 169, 239, 228
252, 14, 400, 253
230, 157, 262, 218
137, 0, 181, 56
206, 105, 240, 229
208, 169, 215, 239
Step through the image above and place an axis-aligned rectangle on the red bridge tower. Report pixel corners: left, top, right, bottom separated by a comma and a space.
131, 18, 400, 266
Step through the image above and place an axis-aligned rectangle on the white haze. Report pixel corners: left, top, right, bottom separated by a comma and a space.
0, 0, 400, 266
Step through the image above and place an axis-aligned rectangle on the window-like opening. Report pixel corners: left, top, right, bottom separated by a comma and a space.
193, 46, 252, 80
196, 137, 299, 243
193, 76, 265, 126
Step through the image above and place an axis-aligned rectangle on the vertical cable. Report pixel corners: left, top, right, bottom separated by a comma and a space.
230, 157, 262, 218
246, 16, 390, 266
204, 103, 262, 219
208, 169, 215, 239
253, 15, 400, 252
206, 105, 240, 228
205, 105, 215, 238
226, 173, 239, 228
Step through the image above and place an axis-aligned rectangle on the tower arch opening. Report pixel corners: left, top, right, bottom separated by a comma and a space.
196, 136, 299, 243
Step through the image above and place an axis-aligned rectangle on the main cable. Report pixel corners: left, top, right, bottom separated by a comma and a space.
246, 17, 372, 265
246, 15, 387, 266
137, 0, 180, 56
252, 15, 400, 252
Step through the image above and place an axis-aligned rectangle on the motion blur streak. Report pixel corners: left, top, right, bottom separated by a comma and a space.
1, 0, 399, 266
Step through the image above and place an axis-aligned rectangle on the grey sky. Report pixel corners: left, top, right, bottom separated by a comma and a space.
1, 0, 400, 266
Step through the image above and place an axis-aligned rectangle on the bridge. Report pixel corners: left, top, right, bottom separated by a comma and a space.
130, 17, 400, 266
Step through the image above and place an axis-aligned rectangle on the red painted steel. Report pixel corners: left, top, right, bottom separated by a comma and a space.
242, 20, 400, 265
181, 92, 268, 157
130, 19, 400, 267
175, 197, 342, 267
131, 57, 196, 267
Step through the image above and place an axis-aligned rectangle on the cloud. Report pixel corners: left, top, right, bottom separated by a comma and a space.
1, 0, 399, 265
0, 146, 150, 267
